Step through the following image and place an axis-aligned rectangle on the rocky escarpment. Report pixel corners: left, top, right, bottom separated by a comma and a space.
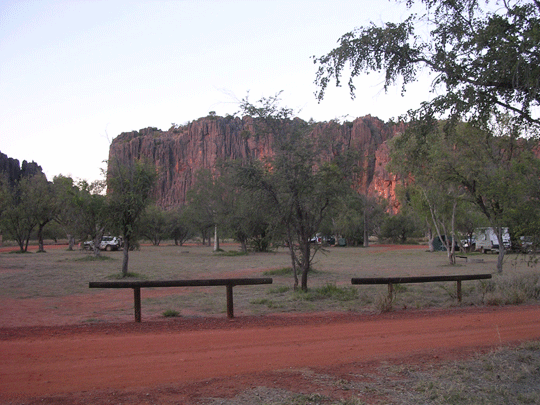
108, 115, 404, 210
0, 151, 44, 186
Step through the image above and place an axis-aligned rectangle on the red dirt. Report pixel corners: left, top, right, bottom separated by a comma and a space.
1, 244, 539, 404
1, 306, 540, 404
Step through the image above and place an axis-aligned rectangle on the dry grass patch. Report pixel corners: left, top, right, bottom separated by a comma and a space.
202, 341, 540, 404
1, 243, 539, 320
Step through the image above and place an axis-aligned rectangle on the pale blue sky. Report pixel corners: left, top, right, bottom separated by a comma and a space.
1, 0, 432, 181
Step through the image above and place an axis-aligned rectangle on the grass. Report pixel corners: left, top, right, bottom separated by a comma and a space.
408, 341, 540, 404
216, 250, 249, 257
106, 271, 146, 279
162, 309, 180, 317
263, 267, 294, 276
199, 341, 540, 404
1, 241, 539, 319
1, 241, 539, 404
75, 255, 114, 262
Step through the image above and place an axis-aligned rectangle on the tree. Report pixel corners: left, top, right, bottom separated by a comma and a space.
0, 174, 49, 252
380, 211, 421, 244
74, 180, 109, 257
1, 179, 34, 252
139, 204, 168, 246
186, 168, 225, 250
314, 0, 540, 127
107, 158, 156, 276
391, 117, 540, 271
26, 175, 57, 253
167, 207, 193, 246
332, 193, 365, 246
52, 175, 80, 250
235, 94, 350, 291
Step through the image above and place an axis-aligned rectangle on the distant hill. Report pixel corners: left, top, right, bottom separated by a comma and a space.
0, 151, 45, 186
108, 115, 406, 211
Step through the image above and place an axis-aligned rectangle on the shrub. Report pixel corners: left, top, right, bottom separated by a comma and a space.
162, 309, 180, 317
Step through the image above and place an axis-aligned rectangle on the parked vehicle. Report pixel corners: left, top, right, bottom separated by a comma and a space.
474, 227, 510, 253
519, 236, 540, 253
82, 236, 123, 251
309, 234, 336, 245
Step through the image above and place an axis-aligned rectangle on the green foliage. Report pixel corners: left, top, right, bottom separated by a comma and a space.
268, 286, 291, 294
391, 117, 540, 270
165, 206, 193, 246
139, 204, 167, 246
263, 267, 294, 276
107, 158, 157, 275
162, 309, 180, 317
0, 174, 55, 253
293, 283, 358, 302
380, 212, 422, 243
71, 179, 110, 257
314, 0, 540, 127
235, 93, 353, 291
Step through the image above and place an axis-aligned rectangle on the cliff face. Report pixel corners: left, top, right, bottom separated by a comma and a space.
108, 115, 404, 210
0, 151, 44, 186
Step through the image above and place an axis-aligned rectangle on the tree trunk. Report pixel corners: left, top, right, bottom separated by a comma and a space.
67, 234, 75, 251
496, 227, 505, 274
92, 234, 101, 257
426, 224, 434, 252
301, 267, 309, 292
300, 241, 311, 291
122, 239, 129, 277
37, 223, 46, 253
213, 225, 219, 251
363, 206, 369, 247
448, 200, 457, 265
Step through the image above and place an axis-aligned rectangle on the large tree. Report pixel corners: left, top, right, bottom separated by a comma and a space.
391, 117, 540, 272
139, 204, 168, 246
167, 206, 194, 246
314, 0, 540, 127
26, 175, 58, 253
107, 158, 156, 276
185, 168, 226, 250
74, 180, 109, 257
0, 175, 39, 252
235, 94, 350, 291
52, 175, 80, 250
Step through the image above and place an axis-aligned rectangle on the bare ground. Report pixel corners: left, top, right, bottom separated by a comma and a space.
1, 243, 539, 404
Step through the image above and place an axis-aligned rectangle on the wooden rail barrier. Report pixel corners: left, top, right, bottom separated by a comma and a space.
351, 274, 492, 303
89, 278, 273, 322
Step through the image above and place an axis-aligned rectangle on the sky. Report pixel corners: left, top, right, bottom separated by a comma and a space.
0, 0, 434, 182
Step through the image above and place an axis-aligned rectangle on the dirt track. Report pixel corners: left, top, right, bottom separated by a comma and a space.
1, 305, 539, 403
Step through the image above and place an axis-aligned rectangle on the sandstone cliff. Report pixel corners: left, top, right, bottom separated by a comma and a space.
0, 151, 44, 186
108, 115, 404, 210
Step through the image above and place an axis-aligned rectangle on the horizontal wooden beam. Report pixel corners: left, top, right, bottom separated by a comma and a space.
89, 277, 273, 289
89, 277, 273, 322
351, 274, 492, 285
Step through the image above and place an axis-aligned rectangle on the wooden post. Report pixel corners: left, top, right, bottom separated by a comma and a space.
456, 280, 462, 303
226, 284, 234, 318
134, 287, 141, 322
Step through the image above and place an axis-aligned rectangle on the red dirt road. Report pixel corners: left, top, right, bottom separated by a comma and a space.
1, 305, 539, 403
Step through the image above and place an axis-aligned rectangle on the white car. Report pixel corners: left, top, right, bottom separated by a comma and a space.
100, 236, 122, 251
83, 236, 122, 251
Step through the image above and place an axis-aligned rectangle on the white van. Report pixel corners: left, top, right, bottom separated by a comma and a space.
474, 227, 511, 253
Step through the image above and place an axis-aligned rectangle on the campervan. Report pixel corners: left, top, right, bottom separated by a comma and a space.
474, 227, 511, 253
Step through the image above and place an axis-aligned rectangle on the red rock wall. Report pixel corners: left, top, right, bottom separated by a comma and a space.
108, 115, 405, 210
